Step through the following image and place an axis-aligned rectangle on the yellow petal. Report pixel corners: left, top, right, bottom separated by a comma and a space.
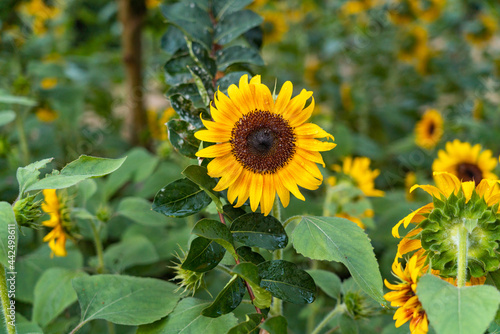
278, 168, 305, 201
196, 143, 232, 158
295, 123, 335, 141
261, 175, 276, 216
207, 154, 236, 178
249, 173, 264, 212
289, 97, 316, 127
274, 173, 290, 207
282, 89, 313, 121
296, 138, 337, 152
410, 184, 443, 198
295, 148, 325, 167
234, 171, 252, 207
287, 162, 321, 190
433, 171, 461, 196
213, 162, 243, 192
274, 81, 293, 115
195, 129, 231, 143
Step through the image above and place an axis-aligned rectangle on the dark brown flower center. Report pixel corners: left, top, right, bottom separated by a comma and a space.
427, 122, 435, 136
456, 163, 483, 182
230, 110, 296, 174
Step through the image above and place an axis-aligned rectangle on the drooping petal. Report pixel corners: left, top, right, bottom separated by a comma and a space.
249, 173, 264, 212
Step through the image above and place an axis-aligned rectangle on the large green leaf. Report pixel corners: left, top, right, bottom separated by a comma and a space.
167, 83, 204, 109
16, 158, 53, 196
169, 93, 208, 129
261, 316, 288, 334
0, 110, 15, 126
160, 25, 187, 56
182, 165, 222, 210
164, 52, 198, 85
216, 46, 264, 71
192, 219, 236, 259
201, 275, 246, 317
182, 236, 226, 272
167, 119, 201, 159
227, 313, 263, 334
33, 268, 88, 327
0, 94, 37, 106
306, 269, 342, 300
137, 297, 238, 334
216, 71, 251, 94
231, 213, 288, 250
213, 0, 253, 19
26, 155, 126, 192
292, 216, 385, 304
101, 235, 159, 273
72, 275, 180, 326
153, 178, 212, 218
417, 274, 500, 334
214, 10, 263, 45
258, 260, 316, 304
236, 246, 265, 265
117, 197, 170, 227
232, 262, 272, 309
0, 202, 17, 269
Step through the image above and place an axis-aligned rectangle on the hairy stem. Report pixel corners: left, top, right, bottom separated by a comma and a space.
90, 220, 105, 274
15, 108, 30, 166
0, 265, 15, 334
311, 304, 345, 334
271, 198, 283, 316
456, 224, 468, 288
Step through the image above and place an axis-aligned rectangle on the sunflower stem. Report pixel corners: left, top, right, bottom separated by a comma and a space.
271, 197, 283, 316
0, 265, 15, 334
311, 304, 345, 334
90, 219, 105, 274
456, 223, 469, 288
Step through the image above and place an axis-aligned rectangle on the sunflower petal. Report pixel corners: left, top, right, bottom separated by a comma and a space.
196, 143, 232, 158
296, 138, 337, 152
249, 173, 264, 212
274, 81, 293, 115
296, 123, 335, 141
195, 129, 231, 143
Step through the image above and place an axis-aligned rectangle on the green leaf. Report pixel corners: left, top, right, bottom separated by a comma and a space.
102, 235, 159, 273
202, 275, 246, 317
182, 165, 222, 211
160, 25, 187, 56
167, 83, 205, 108
232, 262, 272, 309
213, 0, 253, 20
137, 297, 238, 334
0, 94, 37, 106
418, 274, 500, 334
32, 268, 88, 327
164, 52, 199, 85
339, 313, 358, 334
292, 216, 385, 304
223, 205, 247, 223
16, 158, 53, 196
231, 213, 288, 250
26, 155, 126, 192
169, 93, 209, 129
72, 275, 180, 326
216, 71, 251, 94
258, 260, 316, 304
306, 269, 342, 300
167, 119, 201, 159
217, 46, 264, 71
16, 246, 83, 303
0, 110, 15, 126
227, 313, 264, 334
188, 65, 213, 107
153, 178, 212, 218
236, 246, 265, 265
182, 236, 226, 272
215, 10, 263, 45
192, 219, 237, 259
117, 197, 170, 227
0, 202, 17, 268
261, 316, 288, 334
161, 2, 212, 51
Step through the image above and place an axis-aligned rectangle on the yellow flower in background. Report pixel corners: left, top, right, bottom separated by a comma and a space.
337, 209, 374, 229
465, 13, 498, 47
340, 83, 354, 112
146, 0, 161, 9
261, 11, 289, 44
340, 0, 379, 16
432, 139, 497, 182
41, 77, 58, 90
388, 0, 416, 25
41, 189, 70, 257
415, 109, 443, 150
195, 74, 336, 216
18, 0, 61, 35
409, 0, 445, 22
333, 157, 385, 197
405, 171, 417, 201
148, 107, 176, 141
36, 107, 58, 122
472, 99, 484, 120
398, 25, 429, 63
384, 251, 429, 334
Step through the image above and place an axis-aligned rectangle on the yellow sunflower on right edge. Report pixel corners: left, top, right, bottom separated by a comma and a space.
432, 139, 497, 182
332, 157, 385, 197
465, 13, 498, 47
415, 109, 443, 150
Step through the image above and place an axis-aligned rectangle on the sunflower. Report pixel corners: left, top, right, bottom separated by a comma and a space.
464, 13, 498, 47
40, 77, 57, 90
409, 0, 445, 22
195, 75, 336, 216
36, 107, 58, 123
384, 250, 429, 334
388, 0, 416, 25
415, 109, 443, 150
261, 11, 289, 44
148, 107, 176, 141
398, 25, 429, 63
340, 83, 354, 112
405, 171, 417, 201
340, 0, 379, 16
332, 157, 384, 197
432, 139, 497, 182
337, 209, 374, 229
41, 189, 71, 257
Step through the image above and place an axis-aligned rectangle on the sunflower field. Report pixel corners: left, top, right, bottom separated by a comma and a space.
3, 0, 500, 333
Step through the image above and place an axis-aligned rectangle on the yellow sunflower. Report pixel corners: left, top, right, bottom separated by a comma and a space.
261, 11, 289, 44
398, 25, 429, 63
195, 75, 336, 216
340, 0, 379, 16
41, 77, 58, 90
409, 0, 445, 22
388, 0, 416, 25
148, 107, 176, 141
384, 250, 429, 334
415, 109, 443, 150
465, 13, 498, 47
333, 157, 384, 197
337, 209, 374, 229
432, 139, 497, 182
36, 107, 58, 123
405, 171, 417, 201
41, 189, 70, 257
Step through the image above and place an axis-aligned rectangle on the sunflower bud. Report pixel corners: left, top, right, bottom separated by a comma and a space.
13, 195, 42, 229
170, 249, 206, 295
344, 284, 379, 319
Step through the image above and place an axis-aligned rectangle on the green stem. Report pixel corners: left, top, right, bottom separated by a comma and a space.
271, 198, 283, 316
311, 304, 345, 334
90, 220, 105, 274
456, 224, 468, 288
15, 108, 30, 166
0, 265, 16, 334
106, 321, 115, 334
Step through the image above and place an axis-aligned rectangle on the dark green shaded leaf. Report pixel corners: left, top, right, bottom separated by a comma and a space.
153, 178, 212, 217
117, 197, 170, 227
160, 25, 187, 56
192, 219, 236, 258
188, 65, 213, 107
0, 110, 15, 126
261, 316, 288, 334
418, 274, 500, 334
164, 52, 197, 85
202, 275, 246, 317
306, 269, 342, 300
243, 26, 263, 49
166, 83, 204, 108
227, 313, 264, 334
216, 71, 251, 94
215, 10, 263, 45
223, 204, 247, 223
258, 260, 316, 304
186, 41, 217, 76
213, 0, 253, 20
217, 46, 264, 71
137, 297, 238, 334
72, 275, 180, 326
182, 165, 222, 210
167, 119, 201, 159
160, 2, 212, 51
292, 216, 385, 304
231, 213, 288, 250
182, 236, 226, 272
102, 235, 159, 273
232, 262, 272, 309
169, 94, 209, 129
236, 246, 265, 265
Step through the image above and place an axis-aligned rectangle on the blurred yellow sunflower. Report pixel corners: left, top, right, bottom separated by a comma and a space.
432, 139, 497, 182
409, 0, 445, 22
341, 0, 379, 16
398, 25, 429, 63
41, 77, 58, 90
195, 75, 336, 216
384, 251, 429, 334
333, 157, 384, 197
261, 11, 289, 44
146, 0, 161, 9
405, 171, 417, 201
340, 83, 354, 112
36, 107, 58, 123
388, 0, 416, 25
415, 109, 443, 150
148, 107, 176, 141
337, 209, 374, 229
465, 13, 498, 47
41, 189, 70, 257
